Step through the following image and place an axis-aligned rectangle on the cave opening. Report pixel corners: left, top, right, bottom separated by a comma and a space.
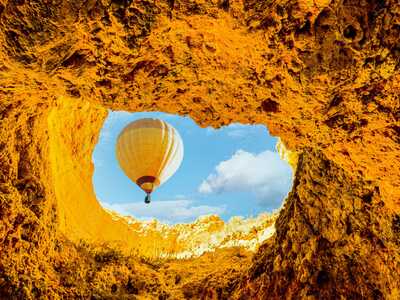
1, 0, 399, 297
91, 110, 294, 257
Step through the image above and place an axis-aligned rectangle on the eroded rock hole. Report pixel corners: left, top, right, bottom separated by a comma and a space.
92, 111, 294, 258
261, 99, 280, 113
343, 25, 357, 40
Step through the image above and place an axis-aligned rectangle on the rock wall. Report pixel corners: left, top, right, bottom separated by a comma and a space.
238, 150, 400, 299
0, 0, 399, 298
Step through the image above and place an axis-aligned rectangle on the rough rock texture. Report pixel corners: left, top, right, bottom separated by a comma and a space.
0, 0, 399, 299
238, 150, 400, 299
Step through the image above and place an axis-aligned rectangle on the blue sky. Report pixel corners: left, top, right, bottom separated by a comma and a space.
93, 111, 292, 224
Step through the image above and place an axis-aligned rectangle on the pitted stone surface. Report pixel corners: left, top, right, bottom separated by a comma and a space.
0, 0, 399, 298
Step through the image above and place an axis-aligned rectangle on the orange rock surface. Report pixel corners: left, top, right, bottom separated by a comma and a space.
0, 0, 399, 298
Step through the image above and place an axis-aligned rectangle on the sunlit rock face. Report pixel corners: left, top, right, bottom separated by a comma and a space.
0, 0, 399, 298
106, 212, 277, 258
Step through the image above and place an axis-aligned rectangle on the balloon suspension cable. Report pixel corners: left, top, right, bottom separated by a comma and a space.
144, 193, 151, 204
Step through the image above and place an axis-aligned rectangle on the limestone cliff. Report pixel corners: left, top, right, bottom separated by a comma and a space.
107, 212, 277, 258
0, 0, 399, 299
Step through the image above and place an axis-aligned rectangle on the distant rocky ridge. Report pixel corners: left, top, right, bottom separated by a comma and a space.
106, 211, 277, 258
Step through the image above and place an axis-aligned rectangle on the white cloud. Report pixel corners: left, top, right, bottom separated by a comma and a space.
99, 127, 113, 144
101, 199, 226, 224
206, 124, 250, 137
226, 129, 248, 138
207, 123, 269, 139
198, 150, 292, 208
205, 127, 217, 136
224, 123, 262, 138
97, 111, 131, 145
225, 123, 248, 129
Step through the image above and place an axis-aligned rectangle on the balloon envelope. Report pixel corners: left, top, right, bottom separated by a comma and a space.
115, 118, 184, 195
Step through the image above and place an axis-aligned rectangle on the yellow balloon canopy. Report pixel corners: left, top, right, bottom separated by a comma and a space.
115, 118, 184, 203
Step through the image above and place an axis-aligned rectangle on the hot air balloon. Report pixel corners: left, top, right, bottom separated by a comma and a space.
115, 118, 184, 204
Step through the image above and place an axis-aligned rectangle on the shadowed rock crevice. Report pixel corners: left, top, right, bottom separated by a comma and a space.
0, 0, 399, 298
